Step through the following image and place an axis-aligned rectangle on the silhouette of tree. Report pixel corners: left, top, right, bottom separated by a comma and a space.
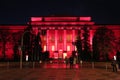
33, 32, 42, 61
0, 28, 11, 61
12, 31, 23, 61
82, 26, 91, 61
73, 30, 82, 61
93, 26, 116, 61
116, 37, 120, 51
22, 26, 33, 61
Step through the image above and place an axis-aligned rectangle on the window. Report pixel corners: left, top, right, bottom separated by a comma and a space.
52, 45, 55, 51
44, 45, 46, 51
51, 36, 55, 42
67, 46, 70, 51
67, 35, 71, 42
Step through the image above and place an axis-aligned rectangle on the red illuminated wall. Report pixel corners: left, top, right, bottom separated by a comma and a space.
0, 25, 26, 59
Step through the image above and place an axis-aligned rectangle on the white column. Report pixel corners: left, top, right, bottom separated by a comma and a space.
72, 29, 75, 51
89, 29, 93, 51
46, 30, 49, 51
55, 30, 58, 51
64, 30, 67, 51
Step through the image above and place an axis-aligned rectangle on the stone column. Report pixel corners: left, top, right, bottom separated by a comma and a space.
55, 29, 58, 51
46, 30, 49, 51
72, 29, 75, 51
64, 30, 67, 51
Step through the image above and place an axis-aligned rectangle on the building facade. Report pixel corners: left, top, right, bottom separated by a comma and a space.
31, 17, 95, 59
0, 16, 120, 61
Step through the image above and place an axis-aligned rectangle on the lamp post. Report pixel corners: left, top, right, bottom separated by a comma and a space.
20, 31, 31, 69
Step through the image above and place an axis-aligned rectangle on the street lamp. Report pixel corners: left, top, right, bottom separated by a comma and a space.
20, 31, 31, 69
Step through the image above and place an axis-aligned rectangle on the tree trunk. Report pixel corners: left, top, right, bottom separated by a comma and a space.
2, 42, 6, 60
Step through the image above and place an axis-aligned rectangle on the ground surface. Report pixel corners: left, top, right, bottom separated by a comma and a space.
0, 61, 120, 80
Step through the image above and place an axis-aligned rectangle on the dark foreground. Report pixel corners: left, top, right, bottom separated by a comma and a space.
0, 68, 120, 80
0, 61, 120, 80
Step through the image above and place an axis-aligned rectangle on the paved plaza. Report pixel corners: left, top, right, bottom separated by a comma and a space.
0, 62, 120, 80
0, 68, 120, 80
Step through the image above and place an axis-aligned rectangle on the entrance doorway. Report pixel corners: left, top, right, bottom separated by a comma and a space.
58, 50, 63, 59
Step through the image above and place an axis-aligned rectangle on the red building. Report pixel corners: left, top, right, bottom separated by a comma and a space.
0, 16, 120, 60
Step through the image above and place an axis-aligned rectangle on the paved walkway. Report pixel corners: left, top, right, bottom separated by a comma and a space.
0, 68, 120, 80
0, 62, 120, 80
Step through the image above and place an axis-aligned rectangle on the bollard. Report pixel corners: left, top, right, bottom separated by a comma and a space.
117, 64, 120, 71
80, 60, 82, 68
33, 61, 35, 69
92, 62, 94, 69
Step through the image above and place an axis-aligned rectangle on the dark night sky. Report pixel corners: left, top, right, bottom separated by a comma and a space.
0, 0, 120, 24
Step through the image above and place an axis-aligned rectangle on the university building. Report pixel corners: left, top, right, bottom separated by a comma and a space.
0, 16, 120, 60
30, 16, 95, 59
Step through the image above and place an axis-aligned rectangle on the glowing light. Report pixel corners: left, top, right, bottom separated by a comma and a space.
114, 56, 116, 60
63, 53, 67, 59
52, 46, 55, 51
39, 60, 42, 63
59, 49, 63, 51
26, 55, 28, 61
75, 46, 77, 51
67, 46, 70, 51
44, 45, 46, 51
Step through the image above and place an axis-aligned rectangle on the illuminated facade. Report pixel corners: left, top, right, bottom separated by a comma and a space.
31, 17, 94, 59
0, 16, 120, 60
